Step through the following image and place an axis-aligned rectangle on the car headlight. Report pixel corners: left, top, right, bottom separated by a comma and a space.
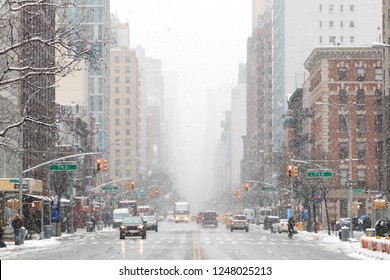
138, 224, 144, 230
184, 217, 189, 221
120, 225, 125, 230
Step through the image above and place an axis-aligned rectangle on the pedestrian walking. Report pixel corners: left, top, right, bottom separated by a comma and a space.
11, 214, 23, 245
90, 215, 97, 232
0, 218, 6, 248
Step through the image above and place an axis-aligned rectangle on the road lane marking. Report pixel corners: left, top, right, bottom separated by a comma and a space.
192, 224, 202, 260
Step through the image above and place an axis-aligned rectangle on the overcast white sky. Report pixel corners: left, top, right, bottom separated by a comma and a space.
110, 0, 252, 207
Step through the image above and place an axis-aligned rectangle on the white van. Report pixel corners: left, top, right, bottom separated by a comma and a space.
243, 208, 255, 223
255, 207, 272, 225
112, 208, 131, 228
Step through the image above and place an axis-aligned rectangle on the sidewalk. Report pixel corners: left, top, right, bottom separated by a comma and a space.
297, 229, 390, 260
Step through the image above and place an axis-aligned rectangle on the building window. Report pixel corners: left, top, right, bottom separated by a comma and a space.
115, 98, 120, 105
319, 4, 322, 12
356, 67, 365, 81
375, 68, 383, 81
375, 89, 383, 106
350, 5, 355, 12
115, 108, 120, 116
349, 21, 354, 28
340, 36, 344, 43
339, 169, 348, 186
350, 36, 355, 43
115, 118, 120, 125
115, 66, 120, 73
340, 5, 343, 12
115, 77, 119, 84
357, 115, 365, 133
126, 118, 131, 125
358, 169, 365, 186
126, 149, 131, 156
319, 36, 323, 44
339, 89, 347, 104
339, 115, 348, 132
339, 142, 348, 159
115, 56, 119, 63
339, 67, 347, 81
358, 142, 366, 160
376, 114, 383, 133
126, 98, 130, 105
125, 76, 130, 84
126, 56, 130, 63
319, 21, 322, 27
115, 149, 120, 157
125, 66, 130, 73
329, 21, 334, 28
126, 109, 131, 116
340, 21, 344, 28
126, 87, 130, 94
126, 129, 130, 136
115, 129, 120, 136
115, 87, 119, 94
356, 89, 365, 104
329, 4, 334, 12
126, 139, 130, 146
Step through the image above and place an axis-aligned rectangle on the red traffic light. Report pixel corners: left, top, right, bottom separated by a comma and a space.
96, 158, 102, 171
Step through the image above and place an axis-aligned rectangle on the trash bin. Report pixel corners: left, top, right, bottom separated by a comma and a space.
43, 225, 53, 239
365, 228, 376, 237
97, 221, 104, 231
19, 227, 26, 245
86, 222, 93, 232
341, 226, 349, 241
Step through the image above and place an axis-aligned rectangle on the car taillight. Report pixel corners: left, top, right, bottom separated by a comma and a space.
282, 223, 284, 227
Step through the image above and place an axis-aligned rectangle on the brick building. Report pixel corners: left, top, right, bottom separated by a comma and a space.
301, 47, 383, 222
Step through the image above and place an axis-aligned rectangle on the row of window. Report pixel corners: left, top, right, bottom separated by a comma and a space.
338, 114, 366, 133
114, 66, 131, 74
114, 108, 132, 116
114, 87, 131, 94
114, 76, 131, 83
320, 4, 354, 12
338, 89, 369, 104
338, 67, 383, 81
339, 142, 366, 160
339, 169, 366, 187
319, 20, 355, 28
114, 118, 133, 126
319, 36, 355, 44
114, 97, 131, 105
114, 56, 131, 63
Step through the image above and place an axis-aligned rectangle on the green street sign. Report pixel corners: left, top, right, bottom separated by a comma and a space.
307, 170, 332, 178
352, 189, 362, 193
102, 186, 119, 191
49, 163, 77, 171
262, 187, 276, 192
9, 178, 19, 183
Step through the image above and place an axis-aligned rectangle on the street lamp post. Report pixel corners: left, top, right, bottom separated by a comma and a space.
316, 102, 354, 238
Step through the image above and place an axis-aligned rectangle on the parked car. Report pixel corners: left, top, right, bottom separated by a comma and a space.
202, 210, 218, 227
196, 212, 204, 224
270, 218, 298, 233
230, 215, 249, 232
142, 215, 158, 232
223, 212, 233, 224
263, 216, 279, 230
112, 208, 131, 228
119, 216, 146, 239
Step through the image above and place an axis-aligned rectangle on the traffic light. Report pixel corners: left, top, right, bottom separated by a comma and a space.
243, 183, 249, 191
293, 165, 298, 177
96, 158, 102, 171
155, 188, 160, 195
101, 159, 108, 171
287, 165, 293, 177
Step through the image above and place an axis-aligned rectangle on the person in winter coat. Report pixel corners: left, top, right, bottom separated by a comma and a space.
11, 214, 23, 245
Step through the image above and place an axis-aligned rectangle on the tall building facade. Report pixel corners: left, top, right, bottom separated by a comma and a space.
272, 0, 381, 152
378, 1, 390, 197
231, 64, 246, 188
109, 20, 140, 183
68, 1, 111, 158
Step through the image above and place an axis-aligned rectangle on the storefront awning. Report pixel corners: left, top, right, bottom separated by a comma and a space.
24, 194, 53, 201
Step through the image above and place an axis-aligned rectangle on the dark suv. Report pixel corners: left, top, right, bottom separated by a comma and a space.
202, 210, 218, 227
